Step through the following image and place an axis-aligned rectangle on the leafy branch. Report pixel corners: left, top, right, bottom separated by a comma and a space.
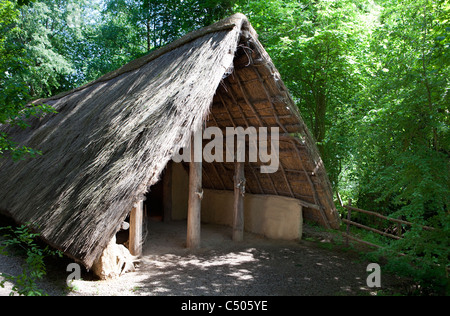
0, 224, 62, 296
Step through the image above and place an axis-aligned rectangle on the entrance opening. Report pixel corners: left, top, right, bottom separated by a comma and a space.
115, 169, 167, 247
115, 163, 176, 250
145, 179, 164, 222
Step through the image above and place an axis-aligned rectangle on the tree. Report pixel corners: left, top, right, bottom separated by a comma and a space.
0, 0, 74, 160
352, 0, 449, 218
83, 0, 235, 83
234, 0, 448, 293
345, 0, 449, 294
234, 0, 372, 184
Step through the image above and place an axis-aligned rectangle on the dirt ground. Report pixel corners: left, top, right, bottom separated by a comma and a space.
0, 220, 409, 296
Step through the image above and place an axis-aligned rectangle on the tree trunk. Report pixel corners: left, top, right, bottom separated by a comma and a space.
314, 90, 327, 151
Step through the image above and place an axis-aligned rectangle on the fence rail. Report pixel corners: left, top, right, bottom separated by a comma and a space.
336, 194, 434, 248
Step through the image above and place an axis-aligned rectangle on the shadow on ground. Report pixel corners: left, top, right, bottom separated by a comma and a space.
1, 218, 407, 296
126, 221, 404, 296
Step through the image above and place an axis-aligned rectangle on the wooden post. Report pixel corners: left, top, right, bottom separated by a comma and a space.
187, 134, 202, 249
397, 217, 402, 238
129, 200, 144, 256
233, 162, 245, 242
346, 199, 352, 246
336, 191, 344, 207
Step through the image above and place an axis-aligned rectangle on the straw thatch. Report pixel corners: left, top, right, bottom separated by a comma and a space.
0, 14, 340, 268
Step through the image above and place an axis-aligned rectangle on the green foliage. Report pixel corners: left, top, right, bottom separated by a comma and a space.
234, 0, 374, 185
368, 225, 450, 295
1, 1, 74, 97
347, 2, 449, 294
15, 0, 35, 6
0, 0, 448, 295
0, 0, 71, 160
0, 224, 62, 296
351, 0, 449, 211
235, 0, 449, 295
82, 0, 235, 83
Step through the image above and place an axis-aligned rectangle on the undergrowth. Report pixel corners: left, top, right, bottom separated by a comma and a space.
0, 224, 62, 296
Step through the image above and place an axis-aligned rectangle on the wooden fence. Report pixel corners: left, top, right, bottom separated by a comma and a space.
336, 195, 434, 248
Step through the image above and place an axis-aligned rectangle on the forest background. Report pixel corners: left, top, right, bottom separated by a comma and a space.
0, 0, 448, 294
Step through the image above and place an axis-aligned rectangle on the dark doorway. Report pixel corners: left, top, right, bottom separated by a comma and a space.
116, 178, 164, 246
145, 179, 164, 222
116, 164, 172, 247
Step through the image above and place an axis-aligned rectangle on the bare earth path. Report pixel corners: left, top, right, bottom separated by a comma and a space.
1, 221, 406, 296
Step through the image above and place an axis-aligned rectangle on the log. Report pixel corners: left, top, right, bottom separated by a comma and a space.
341, 233, 383, 249
342, 218, 402, 240
129, 200, 144, 256
233, 161, 245, 242
344, 205, 434, 231
345, 200, 352, 246
187, 134, 202, 249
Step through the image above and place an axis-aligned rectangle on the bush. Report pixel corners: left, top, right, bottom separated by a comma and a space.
367, 225, 450, 296
0, 224, 62, 296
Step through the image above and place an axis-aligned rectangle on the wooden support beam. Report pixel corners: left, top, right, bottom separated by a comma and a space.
344, 204, 435, 231
202, 165, 216, 190
234, 73, 279, 195
247, 162, 264, 194
224, 83, 264, 195
250, 66, 333, 226
211, 162, 227, 190
294, 198, 322, 211
345, 199, 352, 246
219, 93, 237, 129
341, 233, 383, 249
233, 162, 245, 242
129, 200, 144, 256
342, 218, 402, 240
187, 134, 202, 249
289, 138, 329, 227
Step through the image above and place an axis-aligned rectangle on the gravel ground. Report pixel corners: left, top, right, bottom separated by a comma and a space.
0, 253, 64, 296
1, 221, 408, 296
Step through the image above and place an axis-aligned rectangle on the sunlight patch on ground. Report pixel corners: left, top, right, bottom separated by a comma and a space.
180, 252, 257, 269
227, 269, 254, 281
140, 249, 258, 271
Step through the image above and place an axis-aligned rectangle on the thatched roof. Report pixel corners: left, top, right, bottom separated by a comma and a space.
0, 14, 340, 268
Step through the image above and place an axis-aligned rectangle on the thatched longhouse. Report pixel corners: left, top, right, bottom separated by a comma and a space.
0, 14, 340, 269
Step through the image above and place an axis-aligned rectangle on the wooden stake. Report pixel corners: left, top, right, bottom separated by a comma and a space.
233, 161, 245, 242
129, 200, 144, 256
346, 199, 352, 246
187, 134, 202, 249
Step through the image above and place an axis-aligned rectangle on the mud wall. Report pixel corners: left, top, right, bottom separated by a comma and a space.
170, 162, 303, 240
